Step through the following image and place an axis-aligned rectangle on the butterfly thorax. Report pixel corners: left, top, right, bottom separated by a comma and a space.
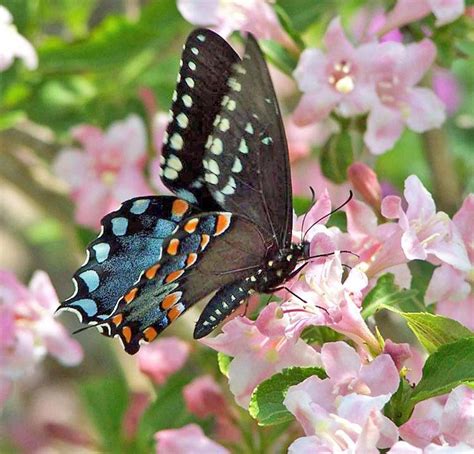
253, 241, 309, 293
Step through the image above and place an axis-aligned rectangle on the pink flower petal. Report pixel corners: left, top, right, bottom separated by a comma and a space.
177, 0, 219, 26
427, 0, 465, 25
401, 40, 437, 87
425, 265, 470, 304
324, 17, 355, 60
183, 375, 226, 419
405, 87, 446, 132
321, 341, 362, 381
365, 103, 404, 154
360, 354, 400, 396
28, 271, 59, 312
293, 48, 329, 92
53, 148, 89, 190
293, 91, 340, 125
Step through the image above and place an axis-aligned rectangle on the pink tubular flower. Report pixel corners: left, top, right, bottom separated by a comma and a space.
293, 17, 378, 125
54, 114, 152, 229
348, 162, 383, 211
282, 252, 381, 352
382, 176, 470, 271
385, 0, 465, 29
201, 303, 321, 408
183, 375, 227, 419
0, 270, 83, 406
177, 0, 290, 46
400, 385, 474, 448
284, 342, 399, 452
365, 39, 445, 154
0, 6, 38, 71
155, 424, 229, 454
137, 337, 190, 385
432, 68, 461, 116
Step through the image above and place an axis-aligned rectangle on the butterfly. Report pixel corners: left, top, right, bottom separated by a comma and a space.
58, 28, 313, 354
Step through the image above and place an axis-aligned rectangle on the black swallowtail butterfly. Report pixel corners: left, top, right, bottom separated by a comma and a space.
58, 29, 312, 354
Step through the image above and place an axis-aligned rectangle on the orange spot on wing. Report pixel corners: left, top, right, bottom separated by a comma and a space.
186, 253, 198, 267
184, 218, 199, 233
161, 292, 180, 309
112, 314, 123, 326
168, 305, 183, 321
200, 234, 210, 250
172, 199, 189, 217
215, 214, 231, 235
145, 264, 160, 280
122, 326, 132, 343
165, 269, 184, 283
124, 287, 138, 304
143, 326, 158, 342
167, 238, 180, 255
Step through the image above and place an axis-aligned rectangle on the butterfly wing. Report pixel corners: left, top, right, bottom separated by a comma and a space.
57, 196, 197, 324
160, 29, 240, 208
100, 212, 267, 354
203, 33, 293, 249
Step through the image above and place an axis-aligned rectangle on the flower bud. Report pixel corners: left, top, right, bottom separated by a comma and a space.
347, 162, 382, 210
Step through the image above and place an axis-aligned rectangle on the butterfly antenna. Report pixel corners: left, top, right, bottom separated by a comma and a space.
303, 190, 353, 243
72, 323, 101, 335
297, 250, 360, 263
300, 186, 316, 243
282, 286, 329, 316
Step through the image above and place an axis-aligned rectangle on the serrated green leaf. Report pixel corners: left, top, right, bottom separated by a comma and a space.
398, 312, 472, 354
249, 366, 326, 426
320, 130, 354, 184
301, 326, 344, 344
217, 352, 232, 378
259, 40, 298, 77
276, 0, 329, 31
410, 337, 474, 406
79, 377, 129, 452
457, 40, 474, 58
361, 273, 420, 319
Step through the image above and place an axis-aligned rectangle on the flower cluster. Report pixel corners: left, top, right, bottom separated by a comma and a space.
0, 270, 83, 407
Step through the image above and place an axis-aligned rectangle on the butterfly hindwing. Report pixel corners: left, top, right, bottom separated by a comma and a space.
203, 33, 293, 247
100, 212, 267, 354
57, 196, 197, 324
161, 28, 240, 208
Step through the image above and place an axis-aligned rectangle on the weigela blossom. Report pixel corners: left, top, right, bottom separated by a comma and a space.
0, 6, 38, 71
284, 342, 400, 452
137, 336, 190, 385
201, 303, 321, 407
183, 375, 227, 419
177, 0, 290, 46
154, 423, 229, 454
389, 440, 474, 453
293, 17, 378, 125
0, 270, 83, 407
432, 68, 461, 115
400, 385, 474, 449
365, 39, 446, 154
382, 175, 470, 271
54, 114, 152, 229
385, 0, 465, 28
282, 252, 380, 352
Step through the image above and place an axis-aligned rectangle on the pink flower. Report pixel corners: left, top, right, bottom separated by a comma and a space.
137, 337, 190, 385
293, 17, 378, 125
348, 162, 382, 211
432, 68, 461, 115
54, 115, 152, 229
0, 270, 83, 406
122, 392, 150, 439
389, 440, 474, 453
352, 8, 404, 43
382, 176, 470, 271
383, 339, 412, 372
385, 0, 465, 28
0, 6, 38, 71
282, 253, 381, 352
155, 424, 229, 454
365, 39, 445, 154
183, 375, 227, 419
201, 303, 321, 407
284, 342, 399, 451
177, 0, 291, 46
400, 385, 474, 448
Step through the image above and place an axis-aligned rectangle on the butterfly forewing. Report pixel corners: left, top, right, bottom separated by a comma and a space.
203, 34, 293, 248
161, 29, 240, 208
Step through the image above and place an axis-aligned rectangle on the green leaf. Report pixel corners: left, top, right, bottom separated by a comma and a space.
135, 371, 198, 453
397, 312, 472, 354
361, 273, 420, 319
217, 352, 232, 378
79, 377, 129, 452
410, 337, 474, 406
259, 40, 298, 77
249, 366, 326, 426
384, 378, 414, 427
320, 130, 354, 184
301, 326, 344, 344
457, 40, 474, 58
276, 0, 329, 31
274, 5, 305, 49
